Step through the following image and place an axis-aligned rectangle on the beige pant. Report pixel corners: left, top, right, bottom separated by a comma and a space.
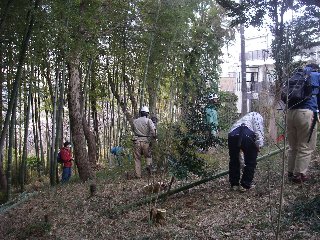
287, 109, 317, 174
133, 140, 152, 177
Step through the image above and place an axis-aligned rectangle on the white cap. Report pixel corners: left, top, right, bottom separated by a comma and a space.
208, 93, 218, 100
141, 106, 149, 113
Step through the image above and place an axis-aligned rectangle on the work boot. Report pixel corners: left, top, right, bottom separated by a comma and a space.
238, 186, 247, 192
292, 173, 309, 183
239, 184, 255, 192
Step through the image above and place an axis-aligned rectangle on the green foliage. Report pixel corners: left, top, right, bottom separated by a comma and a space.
217, 91, 239, 133
26, 156, 40, 172
159, 90, 225, 180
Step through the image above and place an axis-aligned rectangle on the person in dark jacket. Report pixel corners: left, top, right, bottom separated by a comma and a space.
60, 141, 73, 183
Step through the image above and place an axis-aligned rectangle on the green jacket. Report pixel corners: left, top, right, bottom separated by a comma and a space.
205, 105, 218, 136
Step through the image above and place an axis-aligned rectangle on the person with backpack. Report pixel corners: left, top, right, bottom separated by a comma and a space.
59, 141, 73, 183
228, 112, 264, 192
286, 63, 320, 183
132, 106, 156, 178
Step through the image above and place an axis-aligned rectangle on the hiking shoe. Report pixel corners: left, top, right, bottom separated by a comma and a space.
239, 186, 248, 192
292, 173, 309, 183
239, 184, 255, 192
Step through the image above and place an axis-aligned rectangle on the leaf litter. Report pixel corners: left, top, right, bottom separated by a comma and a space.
0, 154, 319, 240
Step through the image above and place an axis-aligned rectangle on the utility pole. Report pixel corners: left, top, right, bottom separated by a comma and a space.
240, 1, 247, 115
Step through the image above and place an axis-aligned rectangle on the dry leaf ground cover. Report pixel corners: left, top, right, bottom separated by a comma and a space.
0, 147, 319, 240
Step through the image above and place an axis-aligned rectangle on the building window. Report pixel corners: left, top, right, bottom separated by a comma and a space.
257, 50, 263, 60
252, 50, 258, 60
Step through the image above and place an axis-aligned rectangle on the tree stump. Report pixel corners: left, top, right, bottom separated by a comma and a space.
150, 207, 166, 225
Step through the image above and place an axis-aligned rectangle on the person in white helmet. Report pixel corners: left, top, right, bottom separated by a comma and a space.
132, 106, 156, 178
205, 93, 219, 137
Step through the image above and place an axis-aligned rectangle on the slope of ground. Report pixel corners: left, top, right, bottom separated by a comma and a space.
0, 150, 319, 240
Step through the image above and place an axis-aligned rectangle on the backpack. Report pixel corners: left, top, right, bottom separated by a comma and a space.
281, 71, 313, 108
57, 152, 63, 164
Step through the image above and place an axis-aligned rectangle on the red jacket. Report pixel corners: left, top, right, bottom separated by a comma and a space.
60, 147, 73, 167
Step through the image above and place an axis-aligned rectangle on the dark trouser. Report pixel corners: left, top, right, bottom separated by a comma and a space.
62, 167, 71, 183
228, 126, 258, 189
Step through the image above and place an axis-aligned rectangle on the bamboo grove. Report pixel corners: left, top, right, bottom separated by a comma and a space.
2, 0, 319, 203
0, 0, 231, 201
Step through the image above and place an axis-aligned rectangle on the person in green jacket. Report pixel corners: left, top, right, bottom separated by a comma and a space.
205, 93, 219, 137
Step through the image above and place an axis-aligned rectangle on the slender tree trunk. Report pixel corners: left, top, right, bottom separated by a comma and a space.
90, 61, 99, 162
7, 87, 17, 201
36, 75, 45, 173
20, 84, 31, 192
45, 109, 50, 174
240, 22, 247, 115
31, 92, 40, 177
102, 101, 106, 163
50, 67, 59, 185
67, 54, 93, 181
53, 61, 66, 184
0, 47, 3, 126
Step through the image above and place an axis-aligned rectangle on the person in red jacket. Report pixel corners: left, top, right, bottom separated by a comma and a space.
59, 141, 73, 183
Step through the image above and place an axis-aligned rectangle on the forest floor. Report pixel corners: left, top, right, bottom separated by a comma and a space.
0, 146, 319, 240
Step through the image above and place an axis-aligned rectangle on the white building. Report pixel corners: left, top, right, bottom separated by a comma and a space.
220, 27, 274, 112
220, 25, 320, 113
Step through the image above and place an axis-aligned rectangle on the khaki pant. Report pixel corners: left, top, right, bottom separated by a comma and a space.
133, 140, 152, 178
287, 109, 317, 174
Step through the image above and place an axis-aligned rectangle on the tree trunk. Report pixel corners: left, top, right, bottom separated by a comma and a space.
20, 85, 31, 192
50, 67, 59, 185
36, 77, 45, 173
82, 117, 97, 168
240, 22, 247, 115
90, 62, 99, 162
0, 47, 3, 126
67, 54, 93, 181
31, 91, 41, 177
53, 61, 66, 184
6, 88, 17, 201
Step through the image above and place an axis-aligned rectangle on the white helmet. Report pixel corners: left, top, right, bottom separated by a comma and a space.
208, 93, 218, 100
141, 106, 149, 113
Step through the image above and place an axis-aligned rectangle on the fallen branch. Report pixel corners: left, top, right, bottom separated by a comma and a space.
106, 148, 284, 215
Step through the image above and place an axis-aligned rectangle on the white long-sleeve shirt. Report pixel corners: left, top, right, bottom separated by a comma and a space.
229, 112, 264, 147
